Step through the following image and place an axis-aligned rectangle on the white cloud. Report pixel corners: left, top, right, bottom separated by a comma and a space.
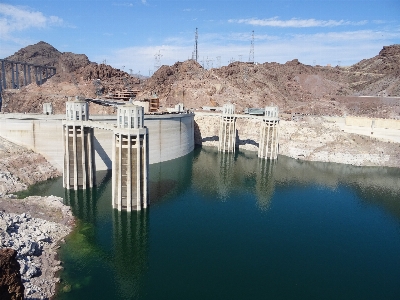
0, 4, 65, 43
229, 17, 368, 28
291, 29, 400, 44
141, 0, 147, 4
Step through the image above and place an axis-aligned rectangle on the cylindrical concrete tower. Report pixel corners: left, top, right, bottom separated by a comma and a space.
218, 103, 236, 152
112, 104, 149, 211
258, 106, 280, 160
63, 97, 95, 190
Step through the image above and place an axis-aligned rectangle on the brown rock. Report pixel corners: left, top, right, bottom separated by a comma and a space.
0, 248, 24, 300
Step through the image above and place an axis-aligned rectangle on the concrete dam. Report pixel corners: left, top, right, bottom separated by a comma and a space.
0, 111, 195, 172
0, 101, 280, 210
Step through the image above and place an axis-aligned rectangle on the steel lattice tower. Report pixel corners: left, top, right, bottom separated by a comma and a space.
249, 30, 254, 63
194, 28, 198, 62
154, 50, 162, 73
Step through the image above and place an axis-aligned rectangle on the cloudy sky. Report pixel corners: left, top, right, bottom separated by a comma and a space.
1, 0, 399, 75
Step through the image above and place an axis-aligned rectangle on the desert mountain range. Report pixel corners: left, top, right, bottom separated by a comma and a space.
1, 41, 399, 118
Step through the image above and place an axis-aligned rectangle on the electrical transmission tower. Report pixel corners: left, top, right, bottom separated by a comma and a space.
206, 56, 214, 70
216, 56, 221, 68
249, 30, 254, 63
154, 50, 163, 73
192, 28, 199, 62
200, 57, 205, 68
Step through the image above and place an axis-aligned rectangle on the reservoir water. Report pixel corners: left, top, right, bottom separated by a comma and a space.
19, 147, 400, 299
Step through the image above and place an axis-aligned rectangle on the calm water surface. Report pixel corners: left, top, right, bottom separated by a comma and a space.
19, 147, 400, 300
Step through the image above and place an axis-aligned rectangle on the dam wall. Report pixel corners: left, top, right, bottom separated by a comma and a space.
194, 112, 262, 152
193, 113, 400, 168
0, 113, 194, 171
345, 116, 400, 130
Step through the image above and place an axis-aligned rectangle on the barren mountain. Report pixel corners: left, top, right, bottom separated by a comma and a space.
1, 42, 399, 118
1, 41, 140, 114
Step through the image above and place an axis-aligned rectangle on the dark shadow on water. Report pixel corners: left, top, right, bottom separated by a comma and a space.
201, 135, 219, 142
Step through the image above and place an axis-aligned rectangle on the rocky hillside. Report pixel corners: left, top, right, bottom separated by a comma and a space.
346, 45, 400, 96
1, 41, 140, 114
138, 45, 400, 117
1, 42, 399, 118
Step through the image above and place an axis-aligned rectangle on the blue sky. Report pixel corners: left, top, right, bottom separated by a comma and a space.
1, 0, 399, 75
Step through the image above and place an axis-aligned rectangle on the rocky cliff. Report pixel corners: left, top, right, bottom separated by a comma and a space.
138, 45, 400, 117
0, 137, 60, 197
1, 41, 140, 114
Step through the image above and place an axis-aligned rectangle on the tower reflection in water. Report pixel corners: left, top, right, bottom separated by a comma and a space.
62, 170, 149, 299
256, 158, 277, 211
63, 170, 111, 222
192, 147, 277, 209
112, 210, 148, 299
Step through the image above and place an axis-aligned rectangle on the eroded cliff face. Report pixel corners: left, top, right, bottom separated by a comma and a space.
194, 114, 400, 168
0, 137, 60, 197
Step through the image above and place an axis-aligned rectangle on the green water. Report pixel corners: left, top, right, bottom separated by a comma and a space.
19, 147, 400, 299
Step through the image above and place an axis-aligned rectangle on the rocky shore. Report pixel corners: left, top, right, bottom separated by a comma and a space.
0, 196, 74, 300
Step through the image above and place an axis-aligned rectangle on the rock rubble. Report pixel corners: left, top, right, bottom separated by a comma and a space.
0, 196, 74, 300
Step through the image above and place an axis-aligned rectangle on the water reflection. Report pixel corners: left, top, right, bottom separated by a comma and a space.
192, 147, 277, 208
255, 158, 277, 211
191, 147, 400, 218
217, 152, 236, 200
63, 171, 111, 222
148, 150, 194, 204
112, 210, 148, 299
